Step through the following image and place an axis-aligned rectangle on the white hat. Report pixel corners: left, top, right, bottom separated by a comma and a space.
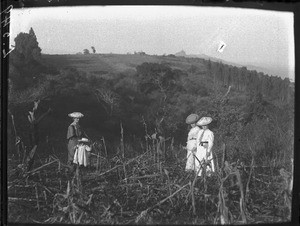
78, 138, 89, 142
68, 112, 84, 118
196, 117, 212, 126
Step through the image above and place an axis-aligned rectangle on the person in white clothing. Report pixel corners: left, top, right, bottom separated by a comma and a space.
185, 114, 201, 172
73, 138, 91, 167
195, 117, 214, 176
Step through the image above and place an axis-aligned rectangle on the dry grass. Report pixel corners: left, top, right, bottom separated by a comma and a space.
7, 136, 293, 224
7, 86, 293, 224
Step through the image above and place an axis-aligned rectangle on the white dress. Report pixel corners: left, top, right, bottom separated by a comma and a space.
195, 129, 214, 176
185, 126, 200, 171
73, 144, 91, 167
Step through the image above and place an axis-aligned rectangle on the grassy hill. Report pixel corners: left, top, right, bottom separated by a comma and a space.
11, 52, 292, 149
42, 53, 206, 76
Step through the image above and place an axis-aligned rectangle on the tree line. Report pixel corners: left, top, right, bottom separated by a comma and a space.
203, 59, 293, 104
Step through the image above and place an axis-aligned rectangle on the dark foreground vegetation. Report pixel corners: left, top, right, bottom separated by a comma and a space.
6, 28, 294, 224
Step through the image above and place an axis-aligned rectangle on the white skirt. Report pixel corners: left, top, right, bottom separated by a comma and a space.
73, 147, 88, 167
194, 146, 215, 176
185, 140, 197, 171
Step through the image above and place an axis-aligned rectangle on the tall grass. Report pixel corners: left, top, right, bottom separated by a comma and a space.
7, 107, 293, 224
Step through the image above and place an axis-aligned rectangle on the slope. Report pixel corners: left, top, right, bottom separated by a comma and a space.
42, 53, 206, 76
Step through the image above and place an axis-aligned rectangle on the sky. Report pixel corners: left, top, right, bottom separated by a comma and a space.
9, 6, 294, 81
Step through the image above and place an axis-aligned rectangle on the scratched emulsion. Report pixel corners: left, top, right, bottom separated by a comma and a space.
2, 4, 15, 58
217, 41, 227, 53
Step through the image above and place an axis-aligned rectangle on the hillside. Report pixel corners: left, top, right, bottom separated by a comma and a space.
42, 53, 203, 76
42, 52, 293, 105
8, 51, 294, 160
174, 50, 292, 81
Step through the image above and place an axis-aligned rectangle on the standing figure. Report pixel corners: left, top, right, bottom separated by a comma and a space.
185, 114, 200, 172
195, 117, 214, 176
73, 138, 92, 167
67, 112, 85, 166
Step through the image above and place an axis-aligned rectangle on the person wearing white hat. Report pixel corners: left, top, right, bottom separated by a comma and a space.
67, 112, 85, 167
73, 138, 91, 167
185, 114, 201, 172
195, 116, 215, 176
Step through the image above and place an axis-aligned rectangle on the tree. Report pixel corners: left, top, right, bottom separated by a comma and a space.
9, 28, 44, 90
135, 63, 185, 135
94, 88, 119, 116
83, 49, 90, 54
29, 27, 36, 38
91, 46, 96, 54
136, 63, 182, 97
11, 27, 42, 65
215, 62, 224, 87
237, 67, 247, 91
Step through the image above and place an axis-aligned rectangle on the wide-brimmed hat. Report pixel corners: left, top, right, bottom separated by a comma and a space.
78, 138, 89, 143
196, 117, 212, 126
68, 112, 84, 118
186, 114, 200, 124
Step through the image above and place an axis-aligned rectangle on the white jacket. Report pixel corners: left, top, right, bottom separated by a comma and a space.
196, 129, 214, 161
186, 126, 200, 151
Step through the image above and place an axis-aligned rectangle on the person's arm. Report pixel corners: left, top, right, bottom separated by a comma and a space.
83, 130, 89, 139
187, 129, 192, 141
67, 125, 75, 140
77, 125, 88, 139
206, 131, 214, 157
196, 129, 202, 152
85, 145, 91, 152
